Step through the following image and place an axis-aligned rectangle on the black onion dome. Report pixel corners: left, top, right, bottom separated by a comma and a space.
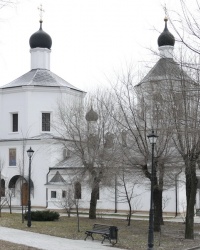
157, 17, 175, 47
85, 107, 98, 122
29, 21, 52, 49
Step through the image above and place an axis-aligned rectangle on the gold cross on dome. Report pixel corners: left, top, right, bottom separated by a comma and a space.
164, 4, 168, 21
38, 4, 44, 22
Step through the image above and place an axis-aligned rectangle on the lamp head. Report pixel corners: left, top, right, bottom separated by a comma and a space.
27, 147, 34, 158
147, 130, 158, 144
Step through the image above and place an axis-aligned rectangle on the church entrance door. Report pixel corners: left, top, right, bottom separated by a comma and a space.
22, 183, 28, 206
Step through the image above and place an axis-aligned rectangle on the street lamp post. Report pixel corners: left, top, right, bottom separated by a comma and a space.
27, 147, 34, 228
147, 130, 158, 250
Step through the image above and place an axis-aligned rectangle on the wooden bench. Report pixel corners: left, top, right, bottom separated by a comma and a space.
84, 223, 118, 244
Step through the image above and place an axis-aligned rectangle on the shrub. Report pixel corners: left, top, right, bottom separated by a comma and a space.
24, 210, 60, 221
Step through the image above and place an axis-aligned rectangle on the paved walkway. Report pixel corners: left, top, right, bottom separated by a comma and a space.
0, 226, 124, 250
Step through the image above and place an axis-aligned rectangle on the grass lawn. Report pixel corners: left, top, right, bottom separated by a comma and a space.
1, 212, 200, 249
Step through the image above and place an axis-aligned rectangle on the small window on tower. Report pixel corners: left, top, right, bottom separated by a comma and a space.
12, 113, 18, 132
42, 113, 50, 131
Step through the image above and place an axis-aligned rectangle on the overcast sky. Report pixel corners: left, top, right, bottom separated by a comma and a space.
0, 0, 189, 91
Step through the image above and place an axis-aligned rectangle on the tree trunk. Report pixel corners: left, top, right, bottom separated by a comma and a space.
0, 171, 1, 218
89, 180, 99, 219
127, 192, 132, 226
142, 163, 164, 231
153, 164, 163, 232
67, 209, 71, 217
9, 203, 12, 214
21, 182, 24, 223
127, 205, 132, 226
185, 161, 197, 239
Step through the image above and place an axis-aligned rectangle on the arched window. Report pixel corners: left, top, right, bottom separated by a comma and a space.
63, 148, 67, 159
1, 179, 5, 197
74, 182, 81, 199
63, 148, 70, 159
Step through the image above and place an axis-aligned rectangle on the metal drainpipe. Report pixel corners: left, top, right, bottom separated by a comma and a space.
175, 170, 182, 217
175, 175, 178, 217
46, 169, 50, 208
115, 174, 117, 213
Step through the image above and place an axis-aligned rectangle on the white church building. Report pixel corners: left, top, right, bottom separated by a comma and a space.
0, 18, 86, 209
0, 15, 195, 216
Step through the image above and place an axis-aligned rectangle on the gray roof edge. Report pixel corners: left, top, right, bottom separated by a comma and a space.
1, 69, 85, 93
136, 58, 193, 87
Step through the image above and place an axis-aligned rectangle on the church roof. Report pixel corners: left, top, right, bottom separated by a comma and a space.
49, 171, 66, 183
137, 58, 193, 86
55, 155, 83, 168
1, 69, 84, 92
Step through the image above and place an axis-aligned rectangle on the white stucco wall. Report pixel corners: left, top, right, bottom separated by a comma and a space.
0, 86, 84, 139
45, 168, 186, 214
0, 84, 85, 208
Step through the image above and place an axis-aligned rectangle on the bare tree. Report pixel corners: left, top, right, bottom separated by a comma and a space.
60, 188, 75, 218
54, 92, 117, 219
164, 1, 200, 239
56, 180, 81, 232
0, 169, 14, 216
6, 188, 14, 214
163, 68, 200, 239
0, 0, 18, 10
107, 67, 182, 232
166, 0, 200, 57
16, 131, 30, 223
0, 159, 5, 217
116, 168, 143, 226
0, 196, 8, 216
